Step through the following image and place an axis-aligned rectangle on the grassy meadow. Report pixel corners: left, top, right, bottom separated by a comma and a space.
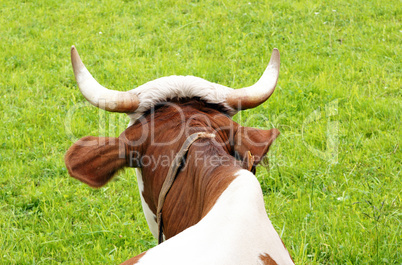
1, 0, 401, 264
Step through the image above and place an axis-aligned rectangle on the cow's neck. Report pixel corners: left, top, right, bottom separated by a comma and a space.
134, 132, 294, 264
134, 134, 237, 239
135, 168, 294, 265
154, 136, 241, 238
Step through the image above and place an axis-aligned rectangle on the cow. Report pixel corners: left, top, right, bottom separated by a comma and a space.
65, 46, 295, 265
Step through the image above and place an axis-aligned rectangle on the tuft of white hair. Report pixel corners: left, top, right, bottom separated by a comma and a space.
126, 75, 237, 125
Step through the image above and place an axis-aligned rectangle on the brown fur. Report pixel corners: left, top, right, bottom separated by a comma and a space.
234, 126, 280, 164
259, 253, 279, 265
65, 136, 127, 187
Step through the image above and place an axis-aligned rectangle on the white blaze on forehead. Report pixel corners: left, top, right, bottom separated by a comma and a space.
135, 170, 294, 265
126, 75, 236, 126
135, 169, 158, 239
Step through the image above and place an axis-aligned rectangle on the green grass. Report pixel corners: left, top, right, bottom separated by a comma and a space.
1, 0, 401, 264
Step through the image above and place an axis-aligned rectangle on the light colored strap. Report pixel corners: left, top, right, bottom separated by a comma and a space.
156, 132, 215, 244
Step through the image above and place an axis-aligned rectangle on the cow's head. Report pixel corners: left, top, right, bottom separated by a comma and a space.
65, 46, 280, 238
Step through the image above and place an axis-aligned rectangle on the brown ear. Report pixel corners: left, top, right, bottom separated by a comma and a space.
65, 136, 128, 188
234, 127, 280, 165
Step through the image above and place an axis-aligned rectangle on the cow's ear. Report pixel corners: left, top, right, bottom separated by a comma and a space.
234, 127, 280, 165
65, 136, 129, 188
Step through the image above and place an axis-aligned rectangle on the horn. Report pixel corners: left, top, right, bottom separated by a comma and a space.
226, 48, 280, 111
71, 46, 139, 112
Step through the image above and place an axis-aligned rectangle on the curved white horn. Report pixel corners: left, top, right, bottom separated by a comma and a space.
226, 48, 280, 110
71, 46, 139, 112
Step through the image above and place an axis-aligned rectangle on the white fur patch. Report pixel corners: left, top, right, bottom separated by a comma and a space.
126, 75, 237, 126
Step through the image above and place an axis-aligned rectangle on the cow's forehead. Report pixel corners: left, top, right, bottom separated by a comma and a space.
126, 75, 237, 126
